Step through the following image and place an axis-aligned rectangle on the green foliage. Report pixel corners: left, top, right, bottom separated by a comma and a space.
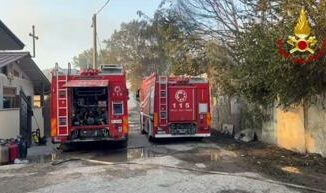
234, 2, 326, 107
72, 49, 117, 69
104, 20, 169, 91
73, 49, 92, 69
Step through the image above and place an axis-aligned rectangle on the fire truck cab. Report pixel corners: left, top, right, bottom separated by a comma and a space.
51, 64, 129, 145
139, 74, 211, 140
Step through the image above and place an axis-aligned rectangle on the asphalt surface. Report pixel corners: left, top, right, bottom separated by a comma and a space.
0, 96, 323, 193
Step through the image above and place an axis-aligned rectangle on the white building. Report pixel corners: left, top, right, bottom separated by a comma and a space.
0, 20, 50, 145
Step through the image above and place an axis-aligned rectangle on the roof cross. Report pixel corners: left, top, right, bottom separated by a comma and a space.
29, 25, 39, 58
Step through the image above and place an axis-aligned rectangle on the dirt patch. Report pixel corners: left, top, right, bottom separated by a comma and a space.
209, 134, 326, 191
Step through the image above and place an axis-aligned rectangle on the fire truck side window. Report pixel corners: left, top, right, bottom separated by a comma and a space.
113, 102, 123, 115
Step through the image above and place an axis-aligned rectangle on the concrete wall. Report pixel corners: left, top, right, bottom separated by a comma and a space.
0, 107, 44, 139
262, 107, 277, 144
212, 96, 243, 133
262, 100, 326, 157
275, 106, 306, 153
306, 100, 326, 156
0, 108, 20, 139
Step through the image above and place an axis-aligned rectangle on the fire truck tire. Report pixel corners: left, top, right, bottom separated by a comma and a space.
117, 139, 128, 148
59, 144, 74, 152
140, 115, 146, 134
195, 137, 203, 141
147, 120, 155, 142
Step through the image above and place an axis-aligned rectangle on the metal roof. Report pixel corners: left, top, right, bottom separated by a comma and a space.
0, 52, 27, 68
0, 52, 50, 94
0, 20, 24, 50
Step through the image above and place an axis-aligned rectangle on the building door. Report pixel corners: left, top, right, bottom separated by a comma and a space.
20, 90, 32, 147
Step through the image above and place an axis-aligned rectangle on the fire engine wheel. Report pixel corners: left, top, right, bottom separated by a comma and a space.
59, 144, 74, 152
140, 115, 146, 134
147, 120, 155, 142
141, 128, 146, 135
117, 139, 128, 148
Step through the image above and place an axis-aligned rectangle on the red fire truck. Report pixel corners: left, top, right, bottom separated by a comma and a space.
139, 74, 211, 140
51, 64, 129, 146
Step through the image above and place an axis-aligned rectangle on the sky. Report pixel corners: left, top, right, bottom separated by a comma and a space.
0, 0, 162, 70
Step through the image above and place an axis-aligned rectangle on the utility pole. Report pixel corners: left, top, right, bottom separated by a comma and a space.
92, 14, 97, 69
29, 25, 39, 58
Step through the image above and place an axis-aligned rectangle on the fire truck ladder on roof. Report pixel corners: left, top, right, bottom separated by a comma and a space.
55, 63, 69, 136
159, 76, 168, 126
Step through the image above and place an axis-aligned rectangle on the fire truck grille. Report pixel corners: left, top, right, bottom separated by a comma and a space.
169, 124, 197, 135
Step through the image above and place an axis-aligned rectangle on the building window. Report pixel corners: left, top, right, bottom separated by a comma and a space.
13, 69, 20, 78
34, 95, 41, 108
3, 87, 19, 109
0, 66, 8, 75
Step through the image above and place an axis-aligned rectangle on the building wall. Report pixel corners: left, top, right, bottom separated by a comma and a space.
0, 107, 44, 139
262, 101, 326, 157
0, 108, 20, 139
0, 63, 34, 109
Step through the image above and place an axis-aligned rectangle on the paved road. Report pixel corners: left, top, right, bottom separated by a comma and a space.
0, 96, 316, 193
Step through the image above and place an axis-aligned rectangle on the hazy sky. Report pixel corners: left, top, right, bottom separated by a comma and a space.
0, 0, 162, 70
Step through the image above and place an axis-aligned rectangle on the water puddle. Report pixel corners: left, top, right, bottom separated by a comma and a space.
28, 146, 159, 165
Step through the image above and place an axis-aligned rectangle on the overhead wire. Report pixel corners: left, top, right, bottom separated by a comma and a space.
94, 0, 112, 64
96, 0, 111, 15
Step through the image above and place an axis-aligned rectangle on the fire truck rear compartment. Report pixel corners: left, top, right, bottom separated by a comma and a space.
70, 87, 110, 139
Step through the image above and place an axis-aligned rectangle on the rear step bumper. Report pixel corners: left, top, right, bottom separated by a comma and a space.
52, 136, 127, 144
154, 133, 210, 138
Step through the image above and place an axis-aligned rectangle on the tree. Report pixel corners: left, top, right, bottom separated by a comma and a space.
174, 0, 326, 107
102, 20, 170, 91
151, 6, 207, 76
72, 49, 92, 69
72, 49, 116, 69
